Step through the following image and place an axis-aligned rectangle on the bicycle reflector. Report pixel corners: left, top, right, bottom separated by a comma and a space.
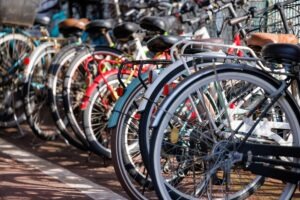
163, 84, 169, 96
23, 57, 30, 65
80, 96, 90, 110
148, 69, 159, 84
116, 87, 124, 96
229, 102, 236, 109
133, 113, 141, 120
170, 127, 179, 144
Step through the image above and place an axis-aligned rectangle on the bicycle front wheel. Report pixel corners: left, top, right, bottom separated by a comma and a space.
149, 64, 300, 200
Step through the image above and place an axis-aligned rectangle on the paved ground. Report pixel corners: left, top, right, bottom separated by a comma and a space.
0, 126, 128, 200
1, 125, 300, 200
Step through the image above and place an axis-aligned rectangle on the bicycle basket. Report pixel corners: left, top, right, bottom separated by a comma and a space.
0, 0, 41, 27
254, 0, 300, 37
98, 0, 118, 19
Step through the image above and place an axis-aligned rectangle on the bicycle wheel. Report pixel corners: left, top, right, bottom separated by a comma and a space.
83, 71, 134, 158
139, 59, 225, 170
110, 76, 157, 199
0, 33, 35, 127
47, 44, 89, 150
24, 42, 60, 140
63, 46, 124, 149
149, 64, 300, 199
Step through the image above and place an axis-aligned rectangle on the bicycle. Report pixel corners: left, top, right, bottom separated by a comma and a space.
147, 42, 300, 199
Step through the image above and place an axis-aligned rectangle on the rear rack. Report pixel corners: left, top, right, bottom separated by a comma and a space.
117, 59, 172, 90
170, 39, 265, 70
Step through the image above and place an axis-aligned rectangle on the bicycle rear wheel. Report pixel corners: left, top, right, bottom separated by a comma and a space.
24, 42, 60, 140
63, 46, 124, 148
110, 77, 156, 199
47, 44, 89, 150
149, 65, 300, 199
0, 33, 35, 127
139, 60, 224, 170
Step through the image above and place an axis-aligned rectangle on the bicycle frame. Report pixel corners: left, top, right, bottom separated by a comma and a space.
79, 36, 170, 111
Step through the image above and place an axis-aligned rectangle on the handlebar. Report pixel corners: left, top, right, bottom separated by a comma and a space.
180, 7, 212, 25
229, 15, 249, 25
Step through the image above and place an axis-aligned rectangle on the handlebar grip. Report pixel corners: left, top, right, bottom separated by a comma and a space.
229, 15, 249, 25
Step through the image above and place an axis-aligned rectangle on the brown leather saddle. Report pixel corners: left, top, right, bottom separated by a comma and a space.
246, 33, 298, 52
59, 18, 89, 37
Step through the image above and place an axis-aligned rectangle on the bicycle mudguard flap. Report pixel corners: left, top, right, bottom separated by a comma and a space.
107, 76, 147, 129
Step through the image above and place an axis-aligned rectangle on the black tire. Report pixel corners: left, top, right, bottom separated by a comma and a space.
24, 44, 60, 140
63, 46, 124, 150
83, 72, 131, 158
110, 77, 157, 199
47, 43, 89, 150
0, 33, 35, 128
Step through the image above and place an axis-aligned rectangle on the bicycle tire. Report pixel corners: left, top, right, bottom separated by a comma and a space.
63, 46, 124, 149
24, 42, 60, 140
0, 33, 35, 128
110, 76, 156, 199
83, 71, 134, 158
47, 43, 89, 150
149, 64, 299, 199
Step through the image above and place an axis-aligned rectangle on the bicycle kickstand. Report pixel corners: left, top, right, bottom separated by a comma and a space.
11, 91, 25, 139
12, 111, 25, 139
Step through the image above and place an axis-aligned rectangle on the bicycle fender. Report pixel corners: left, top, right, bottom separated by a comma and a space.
81, 68, 138, 110
108, 74, 148, 129
80, 69, 119, 110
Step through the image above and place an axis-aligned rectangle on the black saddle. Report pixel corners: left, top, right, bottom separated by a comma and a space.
147, 35, 183, 53
85, 19, 115, 33
262, 43, 300, 64
113, 22, 140, 42
34, 14, 51, 26
140, 16, 178, 34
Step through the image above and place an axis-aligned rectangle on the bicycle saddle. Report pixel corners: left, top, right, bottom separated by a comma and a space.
262, 43, 300, 64
147, 35, 184, 53
113, 22, 140, 42
34, 14, 51, 26
59, 18, 89, 37
246, 33, 298, 49
85, 19, 116, 33
140, 16, 178, 34
184, 38, 225, 54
